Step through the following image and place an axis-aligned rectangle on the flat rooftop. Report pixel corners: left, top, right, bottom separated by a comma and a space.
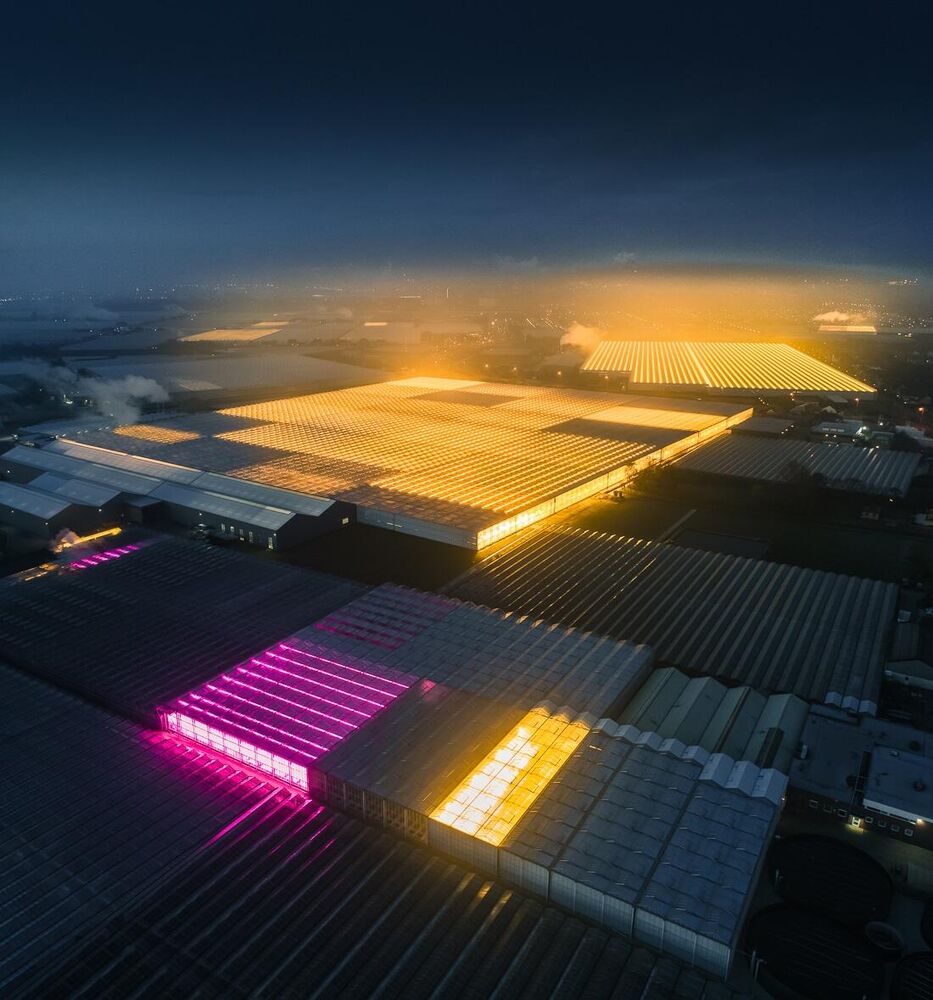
581, 341, 875, 397
59, 376, 751, 548
790, 706, 933, 826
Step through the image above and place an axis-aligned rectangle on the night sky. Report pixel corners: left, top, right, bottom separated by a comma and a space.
3, 2, 931, 291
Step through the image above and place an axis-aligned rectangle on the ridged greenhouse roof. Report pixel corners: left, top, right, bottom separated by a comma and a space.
298, 583, 655, 718
448, 526, 896, 713
503, 720, 783, 947
619, 666, 809, 771
0, 535, 366, 722
675, 434, 920, 496
1, 664, 743, 999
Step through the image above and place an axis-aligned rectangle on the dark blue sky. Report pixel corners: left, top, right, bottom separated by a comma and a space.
3, 2, 931, 292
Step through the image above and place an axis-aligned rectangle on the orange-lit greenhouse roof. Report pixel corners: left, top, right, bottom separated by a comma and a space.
65, 377, 750, 548
581, 341, 874, 395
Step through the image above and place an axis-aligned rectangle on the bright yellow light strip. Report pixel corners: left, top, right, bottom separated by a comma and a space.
180, 325, 284, 342
431, 708, 589, 845
581, 341, 874, 393
60, 526, 122, 547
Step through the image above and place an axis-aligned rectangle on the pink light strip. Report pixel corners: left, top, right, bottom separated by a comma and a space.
157, 636, 414, 789
278, 642, 412, 689
237, 662, 373, 720
263, 650, 398, 704
186, 693, 333, 756
69, 543, 143, 570
206, 680, 348, 743
225, 672, 358, 733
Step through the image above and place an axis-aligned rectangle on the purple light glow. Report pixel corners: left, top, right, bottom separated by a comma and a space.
69, 543, 143, 569
157, 638, 416, 794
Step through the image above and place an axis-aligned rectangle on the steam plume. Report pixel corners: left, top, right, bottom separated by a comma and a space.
16, 361, 169, 425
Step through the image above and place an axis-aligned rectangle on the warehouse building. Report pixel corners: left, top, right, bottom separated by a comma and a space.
730, 415, 795, 438
37, 376, 752, 548
581, 341, 874, 399
0, 478, 118, 541
1, 667, 742, 1000
674, 434, 920, 497
786, 705, 933, 852
448, 525, 897, 713
2, 441, 353, 550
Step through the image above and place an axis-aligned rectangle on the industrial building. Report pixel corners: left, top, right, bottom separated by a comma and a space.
674, 434, 921, 497
730, 415, 795, 437
2, 441, 353, 550
0, 478, 118, 541
35, 376, 751, 548
580, 341, 875, 398
786, 705, 933, 851
448, 525, 897, 713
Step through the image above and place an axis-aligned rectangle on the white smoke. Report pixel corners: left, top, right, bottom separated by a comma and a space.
560, 322, 605, 354
50, 528, 81, 556
16, 360, 169, 425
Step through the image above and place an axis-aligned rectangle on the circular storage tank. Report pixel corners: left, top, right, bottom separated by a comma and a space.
769, 834, 893, 926
892, 952, 933, 1000
746, 904, 885, 1000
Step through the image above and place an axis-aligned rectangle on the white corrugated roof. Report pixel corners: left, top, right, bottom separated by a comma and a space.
4, 443, 333, 523
29, 472, 122, 507
149, 482, 295, 530
191, 472, 333, 517
51, 440, 202, 484
3, 445, 163, 494
0, 481, 72, 520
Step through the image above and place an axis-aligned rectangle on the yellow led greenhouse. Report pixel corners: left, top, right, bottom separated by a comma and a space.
581, 341, 875, 397
431, 708, 590, 844
56, 376, 750, 549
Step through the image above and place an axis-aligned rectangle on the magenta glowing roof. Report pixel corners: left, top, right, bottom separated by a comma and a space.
68, 542, 145, 569
157, 638, 416, 793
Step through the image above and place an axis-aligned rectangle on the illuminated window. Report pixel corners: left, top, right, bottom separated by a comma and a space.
163, 711, 309, 791
431, 708, 589, 845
